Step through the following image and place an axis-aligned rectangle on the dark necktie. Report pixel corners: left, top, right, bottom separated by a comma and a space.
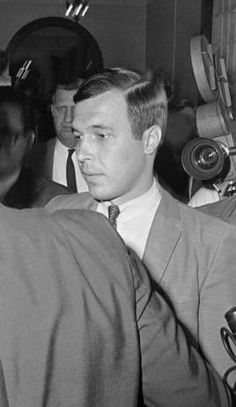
108, 205, 120, 228
66, 149, 77, 193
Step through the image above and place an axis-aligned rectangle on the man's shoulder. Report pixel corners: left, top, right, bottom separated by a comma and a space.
31, 173, 69, 207
25, 138, 56, 167
3, 167, 69, 209
29, 137, 55, 155
158, 189, 236, 239
45, 192, 95, 212
198, 195, 236, 225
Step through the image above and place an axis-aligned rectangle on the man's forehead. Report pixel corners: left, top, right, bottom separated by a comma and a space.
74, 89, 127, 118
54, 89, 77, 105
73, 91, 132, 135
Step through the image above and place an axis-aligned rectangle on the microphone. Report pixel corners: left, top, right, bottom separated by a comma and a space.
225, 307, 236, 336
221, 307, 236, 397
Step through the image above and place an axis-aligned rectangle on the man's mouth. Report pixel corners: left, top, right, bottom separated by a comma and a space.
82, 171, 102, 179
63, 128, 73, 133
82, 172, 99, 176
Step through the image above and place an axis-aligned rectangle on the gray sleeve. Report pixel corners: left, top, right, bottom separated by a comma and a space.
128, 249, 232, 407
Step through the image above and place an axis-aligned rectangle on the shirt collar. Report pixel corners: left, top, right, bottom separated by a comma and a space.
101, 179, 161, 213
55, 138, 69, 155
119, 179, 160, 211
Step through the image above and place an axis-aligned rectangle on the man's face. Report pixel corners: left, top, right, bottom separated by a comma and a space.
0, 105, 29, 176
73, 89, 153, 204
51, 88, 77, 148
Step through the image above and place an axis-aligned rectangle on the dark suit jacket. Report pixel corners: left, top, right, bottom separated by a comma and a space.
0, 205, 230, 406
46, 188, 236, 383
25, 137, 56, 179
2, 167, 69, 208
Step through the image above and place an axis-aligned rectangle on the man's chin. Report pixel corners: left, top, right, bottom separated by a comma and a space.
62, 140, 77, 149
60, 134, 76, 148
87, 185, 110, 202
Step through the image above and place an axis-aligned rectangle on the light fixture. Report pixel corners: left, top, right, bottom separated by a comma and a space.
65, 0, 89, 20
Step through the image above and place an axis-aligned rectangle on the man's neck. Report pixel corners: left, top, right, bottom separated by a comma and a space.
103, 177, 158, 206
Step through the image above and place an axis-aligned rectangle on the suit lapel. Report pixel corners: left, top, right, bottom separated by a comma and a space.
81, 189, 182, 285
143, 189, 181, 283
46, 138, 56, 178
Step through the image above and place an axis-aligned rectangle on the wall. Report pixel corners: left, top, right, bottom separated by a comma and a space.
0, 0, 206, 103
0, 0, 146, 71
82, 3, 146, 70
146, 0, 203, 104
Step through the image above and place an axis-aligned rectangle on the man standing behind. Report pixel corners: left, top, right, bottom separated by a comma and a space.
26, 81, 88, 193
46, 67, 236, 386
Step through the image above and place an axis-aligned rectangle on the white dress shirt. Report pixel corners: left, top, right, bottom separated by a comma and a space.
188, 186, 220, 207
97, 180, 161, 259
52, 139, 88, 192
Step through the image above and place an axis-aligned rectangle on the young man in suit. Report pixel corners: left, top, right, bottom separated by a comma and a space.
0, 86, 68, 208
46, 67, 236, 386
26, 81, 88, 193
0, 203, 232, 406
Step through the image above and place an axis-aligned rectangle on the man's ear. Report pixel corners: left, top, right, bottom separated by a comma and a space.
26, 131, 36, 151
143, 125, 162, 155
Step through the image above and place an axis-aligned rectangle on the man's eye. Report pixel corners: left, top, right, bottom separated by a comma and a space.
55, 106, 66, 113
97, 133, 107, 139
74, 134, 82, 140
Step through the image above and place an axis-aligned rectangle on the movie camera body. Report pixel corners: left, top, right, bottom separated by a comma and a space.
181, 35, 236, 198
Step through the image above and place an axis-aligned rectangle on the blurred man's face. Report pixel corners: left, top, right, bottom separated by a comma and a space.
51, 88, 77, 148
0, 105, 29, 177
73, 89, 153, 205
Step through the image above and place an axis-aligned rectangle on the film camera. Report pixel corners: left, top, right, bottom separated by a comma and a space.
181, 35, 236, 198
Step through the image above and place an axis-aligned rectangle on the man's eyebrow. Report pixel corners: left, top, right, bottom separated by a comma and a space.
91, 124, 114, 131
72, 124, 114, 133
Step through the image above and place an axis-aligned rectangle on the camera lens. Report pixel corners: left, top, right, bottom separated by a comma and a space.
194, 145, 218, 169
181, 137, 227, 180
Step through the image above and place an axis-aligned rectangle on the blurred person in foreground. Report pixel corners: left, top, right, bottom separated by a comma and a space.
0, 202, 232, 406
0, 86, 68, 208
46, 67, 236, 386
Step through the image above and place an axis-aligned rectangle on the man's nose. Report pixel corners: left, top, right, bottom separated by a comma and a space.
76, 137, 93, 163
64, 106, 74, 123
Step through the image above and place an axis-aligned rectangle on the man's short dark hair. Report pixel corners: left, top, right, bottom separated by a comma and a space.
0, 87, 35, 148
51, 79, 84, 104
73, 67, 168, 140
